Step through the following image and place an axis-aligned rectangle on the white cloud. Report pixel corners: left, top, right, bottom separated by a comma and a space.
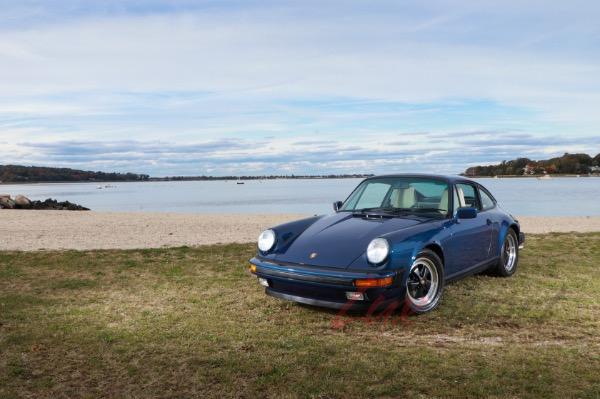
1, 5, 598, 106
1, 132, 598, 176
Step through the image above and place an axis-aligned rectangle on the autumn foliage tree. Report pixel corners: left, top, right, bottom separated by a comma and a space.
464, 153, 599, 176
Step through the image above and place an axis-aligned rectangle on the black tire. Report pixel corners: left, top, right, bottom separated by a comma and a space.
405, 249, 445, 314
491, 229, 519, 277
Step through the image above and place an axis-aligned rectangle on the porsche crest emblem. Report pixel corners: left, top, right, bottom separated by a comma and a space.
309, 252, 318, 259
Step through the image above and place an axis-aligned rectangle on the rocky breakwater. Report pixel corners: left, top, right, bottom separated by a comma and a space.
0, 194, 89, 210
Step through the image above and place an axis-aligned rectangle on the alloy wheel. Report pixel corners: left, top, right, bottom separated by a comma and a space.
503, 233, 517, 272
407, 257, 439, 307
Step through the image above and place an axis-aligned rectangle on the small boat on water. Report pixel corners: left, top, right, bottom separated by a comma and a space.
237, 181, 245, 185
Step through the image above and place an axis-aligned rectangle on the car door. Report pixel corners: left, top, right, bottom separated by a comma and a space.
477, 185, 500, 257
444, 183, 493, 277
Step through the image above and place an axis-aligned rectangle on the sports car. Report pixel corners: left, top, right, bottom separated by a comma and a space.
249, 174, 525, 313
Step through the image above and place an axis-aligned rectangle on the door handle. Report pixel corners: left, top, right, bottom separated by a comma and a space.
486, 219, 492, 225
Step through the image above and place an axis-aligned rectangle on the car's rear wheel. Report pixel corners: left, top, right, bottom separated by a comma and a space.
491, 229, 519, 277
405, 249, 444, 314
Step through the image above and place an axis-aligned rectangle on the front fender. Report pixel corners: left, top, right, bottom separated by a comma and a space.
259, 215, 324, 259
346, 219, 447, 273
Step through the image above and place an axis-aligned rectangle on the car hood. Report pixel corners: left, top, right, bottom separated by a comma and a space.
275, 212, 426, 269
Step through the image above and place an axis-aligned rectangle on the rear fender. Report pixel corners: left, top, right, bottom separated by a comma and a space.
496, 220, 519, 257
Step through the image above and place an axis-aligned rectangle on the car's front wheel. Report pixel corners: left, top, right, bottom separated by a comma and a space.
405, 249, 444, 314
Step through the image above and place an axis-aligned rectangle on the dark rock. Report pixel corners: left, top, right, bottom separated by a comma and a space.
15, 198, 90, 211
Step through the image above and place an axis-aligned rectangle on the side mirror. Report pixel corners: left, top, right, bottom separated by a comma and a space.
456, 207, 477, 219
333, 201, 343, 212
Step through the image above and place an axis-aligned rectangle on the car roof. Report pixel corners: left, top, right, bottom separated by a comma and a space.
365, 173, 477, 185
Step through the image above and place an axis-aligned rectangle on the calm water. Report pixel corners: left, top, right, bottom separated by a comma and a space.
1, 177, 599, 216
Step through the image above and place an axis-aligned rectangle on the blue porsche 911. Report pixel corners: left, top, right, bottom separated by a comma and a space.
249, 174, 525, 313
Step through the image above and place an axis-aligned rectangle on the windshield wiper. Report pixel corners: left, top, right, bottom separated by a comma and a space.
354, 207, 391, 213
404, 208, 448, 217
351, 207, 397, 216
382, 207, 447, 217
350, 207, 447, 217
410, 207, 447, 213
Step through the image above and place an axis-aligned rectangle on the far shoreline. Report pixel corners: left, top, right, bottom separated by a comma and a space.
0, 175, 372, 185
467, 174, 600, 178
2, 174, 600, 185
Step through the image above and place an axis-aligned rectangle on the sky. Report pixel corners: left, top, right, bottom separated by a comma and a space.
0, 0, 599, 176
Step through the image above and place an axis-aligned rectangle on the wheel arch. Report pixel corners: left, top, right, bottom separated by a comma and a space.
496, 221, 520, 257
406, 241, 446, 314
423, 243, 445, 267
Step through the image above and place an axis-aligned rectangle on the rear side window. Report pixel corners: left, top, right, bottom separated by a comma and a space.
456, 183, 480, 209
479, 187, 496, 211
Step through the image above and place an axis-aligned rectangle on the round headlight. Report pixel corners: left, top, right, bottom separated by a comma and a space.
366, 238, 390, 265
258, 229, 276, 252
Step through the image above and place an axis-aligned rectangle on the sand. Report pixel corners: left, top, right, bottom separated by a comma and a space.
1, 211, 599, 251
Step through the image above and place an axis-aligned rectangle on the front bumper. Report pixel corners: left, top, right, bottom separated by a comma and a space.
249, 257, 404, 311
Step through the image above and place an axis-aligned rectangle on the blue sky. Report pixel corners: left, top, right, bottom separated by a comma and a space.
0, 0, 599, 176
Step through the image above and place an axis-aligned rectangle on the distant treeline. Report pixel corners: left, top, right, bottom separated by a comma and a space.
0, 165, 150, 183
151, 174, 375, 181
0, 165, 373, 183
464, 153, 600, 177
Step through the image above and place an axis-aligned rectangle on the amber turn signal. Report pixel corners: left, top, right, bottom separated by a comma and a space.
249, 264, 257, 273
354, 276, 393, 288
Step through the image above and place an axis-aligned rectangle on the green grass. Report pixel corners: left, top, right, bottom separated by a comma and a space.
0, 234, 599, 398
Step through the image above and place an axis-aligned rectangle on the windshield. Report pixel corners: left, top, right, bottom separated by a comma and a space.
340, 177, 450, 216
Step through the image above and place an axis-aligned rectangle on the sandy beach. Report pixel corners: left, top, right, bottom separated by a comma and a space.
1, 211, 599, 251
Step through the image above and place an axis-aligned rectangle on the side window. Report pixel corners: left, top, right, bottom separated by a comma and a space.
479, 187, 496, 211
456, 183, 480, 209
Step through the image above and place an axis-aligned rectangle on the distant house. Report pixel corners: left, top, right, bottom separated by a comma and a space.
522, 164, 536, 175
590, 166, 600, 174
523, 164, 547, 175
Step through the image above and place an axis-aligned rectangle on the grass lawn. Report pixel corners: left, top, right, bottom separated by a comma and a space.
1, 233, 599, 398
